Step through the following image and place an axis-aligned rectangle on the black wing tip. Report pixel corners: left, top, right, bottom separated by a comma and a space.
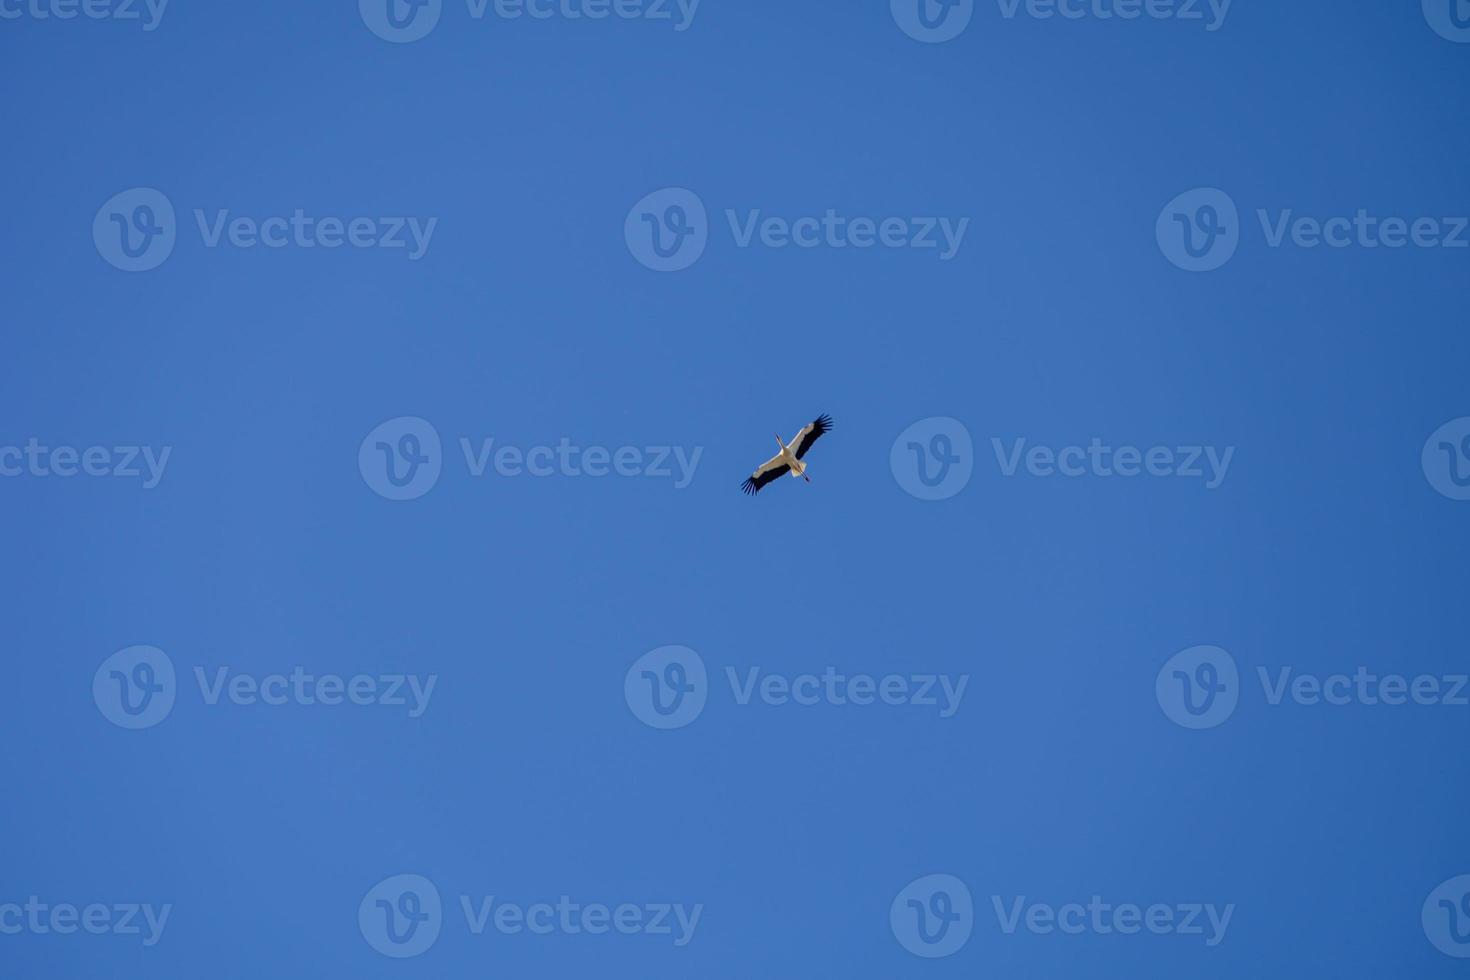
814, 413, 833, 431
740, 477, 759, 496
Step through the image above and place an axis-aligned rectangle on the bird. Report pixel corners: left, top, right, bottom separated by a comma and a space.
741, 414, 833, 496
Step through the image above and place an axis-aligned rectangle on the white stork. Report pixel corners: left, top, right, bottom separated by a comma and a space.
741, 414, 833, 496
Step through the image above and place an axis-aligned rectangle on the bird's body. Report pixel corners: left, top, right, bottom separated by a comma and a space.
741, 414, 832, 496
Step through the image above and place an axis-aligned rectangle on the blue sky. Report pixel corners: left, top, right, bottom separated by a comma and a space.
2, 1, 1469, 977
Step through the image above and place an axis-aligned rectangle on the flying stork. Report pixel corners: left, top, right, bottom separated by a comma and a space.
741, 414, 833, 496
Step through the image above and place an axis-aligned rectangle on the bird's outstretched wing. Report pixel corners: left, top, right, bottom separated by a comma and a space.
741, 453, 791, 495
790, 414, 833, 459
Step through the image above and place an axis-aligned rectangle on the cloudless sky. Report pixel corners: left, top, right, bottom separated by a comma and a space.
2, 1, 1469, 977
